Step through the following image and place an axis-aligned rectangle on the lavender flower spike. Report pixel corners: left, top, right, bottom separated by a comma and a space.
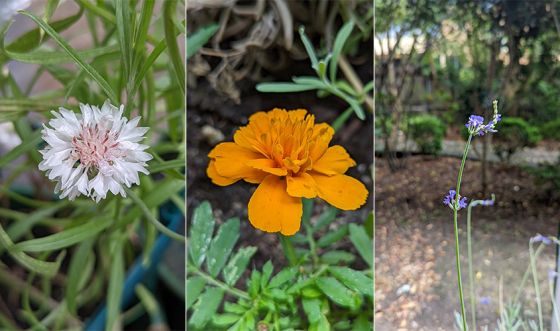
465, 100, 501, 136
530, 234, 552, 245
443, 189, 468, 210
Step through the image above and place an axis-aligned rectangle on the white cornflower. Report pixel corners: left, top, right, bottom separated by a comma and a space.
0, 0, 31, 26
39, 101, 152, 202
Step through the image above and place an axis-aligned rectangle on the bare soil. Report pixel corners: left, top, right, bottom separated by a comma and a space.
375, 155, 560, 330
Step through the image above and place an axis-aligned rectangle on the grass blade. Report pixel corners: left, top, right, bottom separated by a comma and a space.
163, 0, 185, 93
19, 11, 118, 103
330, 20, 354, 82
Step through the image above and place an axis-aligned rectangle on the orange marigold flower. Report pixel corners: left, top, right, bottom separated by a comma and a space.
206, 108, 368, 235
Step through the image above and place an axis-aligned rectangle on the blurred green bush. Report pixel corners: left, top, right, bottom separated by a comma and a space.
407, 115, 446, 155
540, 118, 560, 141
494, 118, 541, 162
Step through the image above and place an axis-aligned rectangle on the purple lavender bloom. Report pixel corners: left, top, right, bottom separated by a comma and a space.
480, 199, 494, 206
530, 234, 552, 245
465, 115, 484, 131
465, 101, 502, 136
443, 189, 456, 205
479, 297, 491, 305
443, 189, 467, 210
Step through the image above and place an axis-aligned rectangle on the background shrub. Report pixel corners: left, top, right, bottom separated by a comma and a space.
540, 118, 560, 141
494, 117, 542, 162
407, 115, 446, 155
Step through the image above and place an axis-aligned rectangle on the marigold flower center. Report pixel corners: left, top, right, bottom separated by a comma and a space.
256, 114, 317, 175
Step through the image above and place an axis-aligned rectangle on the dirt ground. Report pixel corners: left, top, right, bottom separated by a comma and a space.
375, 155, 560, 330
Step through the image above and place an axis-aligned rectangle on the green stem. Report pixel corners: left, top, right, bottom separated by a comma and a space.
514, 244, 545, 303
529, 243, 544, 331
453, 134, 472, 331
279, 234, 298, 266
188, 265, 250, 300
125, 188, 184, 243
467, 203, 476, 331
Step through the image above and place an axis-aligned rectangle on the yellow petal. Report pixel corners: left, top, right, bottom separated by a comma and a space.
286, 173, 317, 198
311, 173, 368, 210
312, 145, 356, 175
209, 142, 265, 182
248, 175, 302, 235
207, 160, 238, 186
246, 158, 287, 176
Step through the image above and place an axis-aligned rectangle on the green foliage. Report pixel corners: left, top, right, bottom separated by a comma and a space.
186, 201, 373, 331
540, 118, 560, 141
494, 118, 541, 162
407, 115, 446, 155
0, 1, 185, 329
526, 157, 560, 201
256, 20, 372, 126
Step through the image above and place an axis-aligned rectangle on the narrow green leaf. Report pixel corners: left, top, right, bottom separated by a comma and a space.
248, 270, 261, 297
329, 266, 373, 298
291, 77, 326, 88
317, 224, 348, 248
313, 207, 338, 232
186, 276, 206, 310
106, 238, 125, 331
14, 216, 112, 252
189, 201, 215, 268
131, 0, 155, 86
351, 314, 371, 331
268, 267, 297, 288
44, 0, 61, 22
224, 302, 247, 314
349, 224, 373, 268
6, 201, 69, 241
222, 246, 257, 286
330, 20, 354, 82
315, 276, 359, 308
189, 287, 224, 329
256, 82, 319, 93
206, 218, 240, 277
299, 26, 318, 70
302, 298, 322, 324
0, 130, 41, 168
331, 107, 354, 132
131, 39, 166, 98
5, 44, 119, 65
0, 222, 63, 277
187, 23, 219, 59
346, 97, 366, 120
120, 178, 183, 225
5, 6, 83, 53
260, 260, 273, 288
213, 314, 241, 327
115, 0, 132, 84
66, 238, 94, 315
321, 251, 356, 264
163, 0, 185, 93
19, 11, 118, 103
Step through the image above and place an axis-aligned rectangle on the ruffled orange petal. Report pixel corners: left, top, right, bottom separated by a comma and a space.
312, 145, 356, 175
206, 160, 238, 186
248, 175, 302, 235
311, 173, 368, 210
286, 173, 318, 198
246, 158, 287, 176
209, 142, 266, 183
309, 123, 335, 161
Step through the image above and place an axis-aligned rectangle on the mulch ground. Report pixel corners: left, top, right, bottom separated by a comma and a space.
375, 155, 560, 330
